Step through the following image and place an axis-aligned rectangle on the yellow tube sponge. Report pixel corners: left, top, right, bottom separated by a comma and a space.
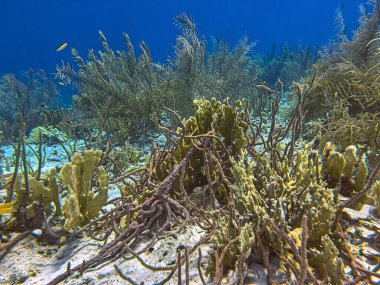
327, 152, 345, 185
343, 145, 357, 179
60, 150, 108, 230
353, 155, 368, 192
374, 181, 380, 216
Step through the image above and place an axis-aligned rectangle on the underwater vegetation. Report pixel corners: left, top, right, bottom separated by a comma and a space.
171, 14, 260, 112
304, 2, 380, 155
56, 13, 260, 143
0, 2, 379, 285
56, 31, 167, 143
0, 69, 57, 137
0, 92, 379, 284
256, 42, 314, 89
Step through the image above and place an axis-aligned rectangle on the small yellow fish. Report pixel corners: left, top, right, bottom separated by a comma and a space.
58, 82, 65, 86
56, 42, 68, 52
0, 202, 15, 215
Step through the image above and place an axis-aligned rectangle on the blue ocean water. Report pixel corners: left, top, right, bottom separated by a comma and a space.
0, 0, 365, 77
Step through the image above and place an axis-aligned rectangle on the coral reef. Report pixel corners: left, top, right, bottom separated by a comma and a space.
154, 98, 248, 198
0, 91, 379, 285
0, 7, 379, 285
206, 143, 342, 283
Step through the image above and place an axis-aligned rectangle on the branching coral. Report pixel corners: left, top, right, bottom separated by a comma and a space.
108, 141, 146, 173
151, 95, 346, 284
374, 181, 380, 216
320, 98, 379, 153
3, 167, 61, 230
309, 235, 345, 284
27, 126, 68, 145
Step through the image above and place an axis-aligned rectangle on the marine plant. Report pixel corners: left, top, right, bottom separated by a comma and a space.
171, 14, 260, 116
56, 31, 168, 143
27, 125, 68, 145
107, 140, 146, 173
304, 2, 380, 153
256, 42, 314, 89
56, 14, 260, 142
0, 69, 57, 135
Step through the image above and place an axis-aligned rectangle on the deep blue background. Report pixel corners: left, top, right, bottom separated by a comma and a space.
0, 0, 366, 76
